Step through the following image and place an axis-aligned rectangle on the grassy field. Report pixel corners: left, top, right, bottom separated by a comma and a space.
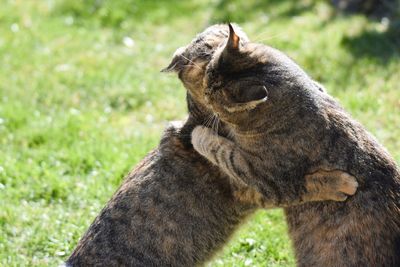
0, 0, 399, 266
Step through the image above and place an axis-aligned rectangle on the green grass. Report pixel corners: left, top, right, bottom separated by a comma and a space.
1, 0, 399, 266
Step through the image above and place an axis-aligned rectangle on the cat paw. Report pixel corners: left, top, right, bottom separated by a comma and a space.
336, 172, 358, 196
191, 126, 214, 155
305, 170, 359, 202
328, 171, 358, 201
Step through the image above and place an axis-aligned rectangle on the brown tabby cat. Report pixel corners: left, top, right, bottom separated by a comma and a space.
191, 24, 400, 266
65, 25, 357, 266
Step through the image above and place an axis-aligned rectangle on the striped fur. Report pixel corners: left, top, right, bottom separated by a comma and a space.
193, 24, 400, 267
192, 126, 358, 207
172, 24, 358, 209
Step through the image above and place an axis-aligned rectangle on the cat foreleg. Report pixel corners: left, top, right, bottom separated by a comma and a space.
192, 126, 358, 207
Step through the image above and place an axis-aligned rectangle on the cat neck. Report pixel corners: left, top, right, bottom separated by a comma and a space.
177, 93, 228, 148
186, 93, 213, 125
178, 93, 219, 148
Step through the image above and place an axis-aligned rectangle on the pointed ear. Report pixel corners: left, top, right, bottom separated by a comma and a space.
220, 23, 241, 66
224, 85, 268, 113
161, 46, 186, 73
227, 23, 240, 51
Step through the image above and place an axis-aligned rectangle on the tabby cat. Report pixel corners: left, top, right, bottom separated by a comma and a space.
191, 24, 400, 266
65, 25, 357, 266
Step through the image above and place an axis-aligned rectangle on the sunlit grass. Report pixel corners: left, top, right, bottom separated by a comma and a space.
1, 0, 399, 266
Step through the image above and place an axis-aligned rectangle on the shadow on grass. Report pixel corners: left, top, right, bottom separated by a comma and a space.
209, 0, 316, 24
210, 0, 400, 64
341, 21, 400, 63
55, 0, 400, 63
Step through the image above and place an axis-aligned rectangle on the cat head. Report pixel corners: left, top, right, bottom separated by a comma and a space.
203, 24, 320, 132
162, 24, 249, 108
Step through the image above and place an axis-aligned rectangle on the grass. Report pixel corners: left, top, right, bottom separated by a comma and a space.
0, 0, 399, 266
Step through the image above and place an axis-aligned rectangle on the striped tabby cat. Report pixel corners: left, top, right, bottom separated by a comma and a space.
191, 24, 400, 266
66, 24, 358, 266
166, 24, 358, 208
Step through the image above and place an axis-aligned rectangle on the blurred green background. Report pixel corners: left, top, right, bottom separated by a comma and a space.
0, 0, 399, 266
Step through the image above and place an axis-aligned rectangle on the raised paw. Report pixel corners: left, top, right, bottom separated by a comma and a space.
305, 170, 359, 202
191, 126, 215, 155
336, 172, 358, 196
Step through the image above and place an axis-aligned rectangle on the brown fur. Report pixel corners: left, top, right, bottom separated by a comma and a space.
66, 24, 359, 266
192, 126, 358, 207
170, 24, 358, 207
66, 25, 258, 267
192, 24, 400, 266
66, 124, 256, 266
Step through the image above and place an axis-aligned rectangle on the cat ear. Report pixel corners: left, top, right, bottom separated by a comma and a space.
225, 85, 268, 113
220, 23, 241, 65
161, 46, 186, 73
234, 85, 268, 104
226, 23, 240, 51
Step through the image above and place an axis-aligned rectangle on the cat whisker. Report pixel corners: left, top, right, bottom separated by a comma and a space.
252, 28, 272, 43
253, 32, 287, 44
183, 64, 202, 69
204, 114, 214, 129
215, 116, 221, 146
208, 114, 216, 128
180, 54, 202, 70
227, 128, 235, 140
211, 114, 218, 133
215, 116, 220, 134
210, 115, 217, 145
210, 114, 222, 146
